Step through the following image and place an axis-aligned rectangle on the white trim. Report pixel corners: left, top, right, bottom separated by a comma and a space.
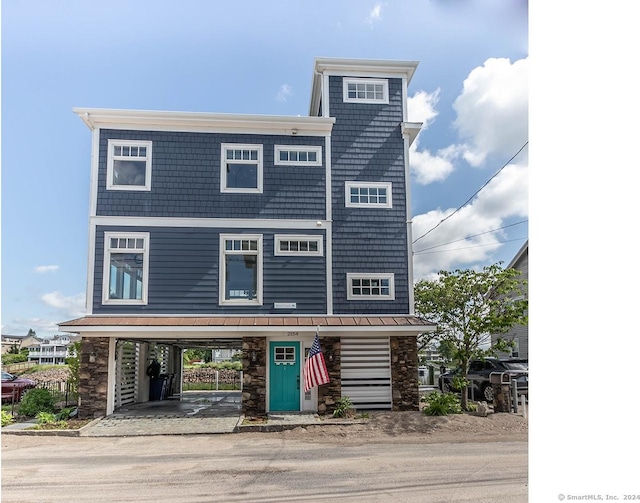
274, 145, 322, 166
343, 78, 389, 105
345, 181, 392, 208
86, 224, 96, 315
74, 108, 335, 136
404, 135, 415, 315
322, 73, 330, 118
89, 128, 100, 217
220, 143, 263, 194
325, 135, 333, 315
106, 140, 153, 191
274, 234, 324, 257
219, 234, 263, 306
346, 273, 395, 301
90, 215, 329, 230
106, 337, 117, 416
102, 232, 150, 305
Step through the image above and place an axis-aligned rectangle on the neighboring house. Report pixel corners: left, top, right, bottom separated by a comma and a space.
26, 335, 79, 365
210, 349, 241, 364
59, 57, 435, 419
1, 333, 40, 355
492, 240, 529, 359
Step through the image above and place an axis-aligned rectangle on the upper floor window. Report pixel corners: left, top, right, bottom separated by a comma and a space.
343, 78, 389, 104
274, 235, 323, 257
345, 181, 392, 208
103, 232, 150, 305
107, 140, 152, 191
347, 273, 395, 301
221, 144, 263, 193
274, 146, 322, 166
219, 235, 263, 305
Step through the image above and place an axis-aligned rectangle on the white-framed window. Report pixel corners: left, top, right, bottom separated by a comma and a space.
273, 346, 296, 365
221, 144, 263, 193
343, 78, 389, 104
219, 234, 263, 305
274, 235, 323, 257
274, 145, 322, 166
103, 232, 150, 305
107, 140, 152, 191
345, 181, 392, 208
347, 273, 395, 300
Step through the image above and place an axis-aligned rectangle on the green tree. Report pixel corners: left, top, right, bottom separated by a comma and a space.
414, 263, 528, 410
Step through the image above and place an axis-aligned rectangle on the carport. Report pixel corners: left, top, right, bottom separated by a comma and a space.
59, 315, 431, 420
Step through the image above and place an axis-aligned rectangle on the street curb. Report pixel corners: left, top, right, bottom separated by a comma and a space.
1, 417, 103, 437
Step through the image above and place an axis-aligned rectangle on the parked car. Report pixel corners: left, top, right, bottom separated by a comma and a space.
1, 371, 36, 402
438, 358, 528, 401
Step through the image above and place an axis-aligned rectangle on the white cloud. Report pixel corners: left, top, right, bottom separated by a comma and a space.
276, 84, 293, 102
366, 3, 382, 26
41, 291, 86, 318
34, 265, 60, 274
453, 57, 529, 167
412, 162, 528, 279
407, 89, 440, 126
6, 318, 59, 337
410, 140, 460, 185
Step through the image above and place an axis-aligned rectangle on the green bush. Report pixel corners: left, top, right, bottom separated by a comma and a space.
17, 388, 56, 417
1, 410, 15, 427
423, 391, 463, 416
333, 396, 354, 418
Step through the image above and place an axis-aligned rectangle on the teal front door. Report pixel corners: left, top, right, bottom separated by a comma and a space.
269, 341, 301, 411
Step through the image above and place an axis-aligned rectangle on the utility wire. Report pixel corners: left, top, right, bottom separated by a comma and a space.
413, 219, 528, 255
414, 236, 527, 256
412, 141, 529, 245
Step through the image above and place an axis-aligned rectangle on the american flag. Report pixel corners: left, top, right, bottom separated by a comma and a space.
303, 331, 330, 392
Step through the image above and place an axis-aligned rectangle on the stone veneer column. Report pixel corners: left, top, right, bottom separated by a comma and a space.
242, 337, 267, 417
317, 336, 341, 415
78, 337, 110, 419
390, 336, 420, 411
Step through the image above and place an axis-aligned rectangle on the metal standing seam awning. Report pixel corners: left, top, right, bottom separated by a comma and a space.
58, 315, 435, 348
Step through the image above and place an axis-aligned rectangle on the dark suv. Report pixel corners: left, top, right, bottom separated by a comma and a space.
438, 358, 528, 401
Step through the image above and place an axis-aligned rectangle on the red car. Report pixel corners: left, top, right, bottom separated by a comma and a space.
1, 371, 36, 402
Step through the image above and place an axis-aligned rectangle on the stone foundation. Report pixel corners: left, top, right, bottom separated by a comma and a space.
241, 337, 267, 417
390, 336, 419, 411
78, 337, 110, 419
316, 336, 341, 415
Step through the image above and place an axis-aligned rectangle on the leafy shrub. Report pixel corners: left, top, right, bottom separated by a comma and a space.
423, 391, 463, 416
36, 412, 58, 424
1, 410, 15, 427
17, 388, 56, 417
333, 396, 354, 418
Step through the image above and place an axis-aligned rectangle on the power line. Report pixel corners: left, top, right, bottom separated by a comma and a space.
412, 142, 529, 245
414, 236, 527, 256
413, 219, 528, 255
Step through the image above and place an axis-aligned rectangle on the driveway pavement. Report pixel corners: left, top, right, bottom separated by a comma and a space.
1, 433, 528, 502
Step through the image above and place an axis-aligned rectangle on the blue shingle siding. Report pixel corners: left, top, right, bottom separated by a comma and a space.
93, 226, 326, 315
97, 130, 326, 220
328, 76, 410, 314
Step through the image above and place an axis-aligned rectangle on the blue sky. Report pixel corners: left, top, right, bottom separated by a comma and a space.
2, 0, 528, 338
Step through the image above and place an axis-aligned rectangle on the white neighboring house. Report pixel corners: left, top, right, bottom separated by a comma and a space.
491, 240, 529, 359
27, 335, 79, 365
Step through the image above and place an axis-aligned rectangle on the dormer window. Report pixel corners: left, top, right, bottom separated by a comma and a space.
343, 78, 389, 104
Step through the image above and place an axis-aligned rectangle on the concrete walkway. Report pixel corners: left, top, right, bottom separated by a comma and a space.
2, 391, 357, 437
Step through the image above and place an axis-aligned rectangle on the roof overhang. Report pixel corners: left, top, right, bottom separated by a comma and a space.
401, 122, 423, 146
73, 107, 335, 137
310, 57, 420, 116
59, 315, 435, 338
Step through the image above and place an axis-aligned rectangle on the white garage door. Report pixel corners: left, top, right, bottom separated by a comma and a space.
340, 337, 391, 410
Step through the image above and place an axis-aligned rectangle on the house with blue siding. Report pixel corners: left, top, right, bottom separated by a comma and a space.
59, 58, 434, 419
